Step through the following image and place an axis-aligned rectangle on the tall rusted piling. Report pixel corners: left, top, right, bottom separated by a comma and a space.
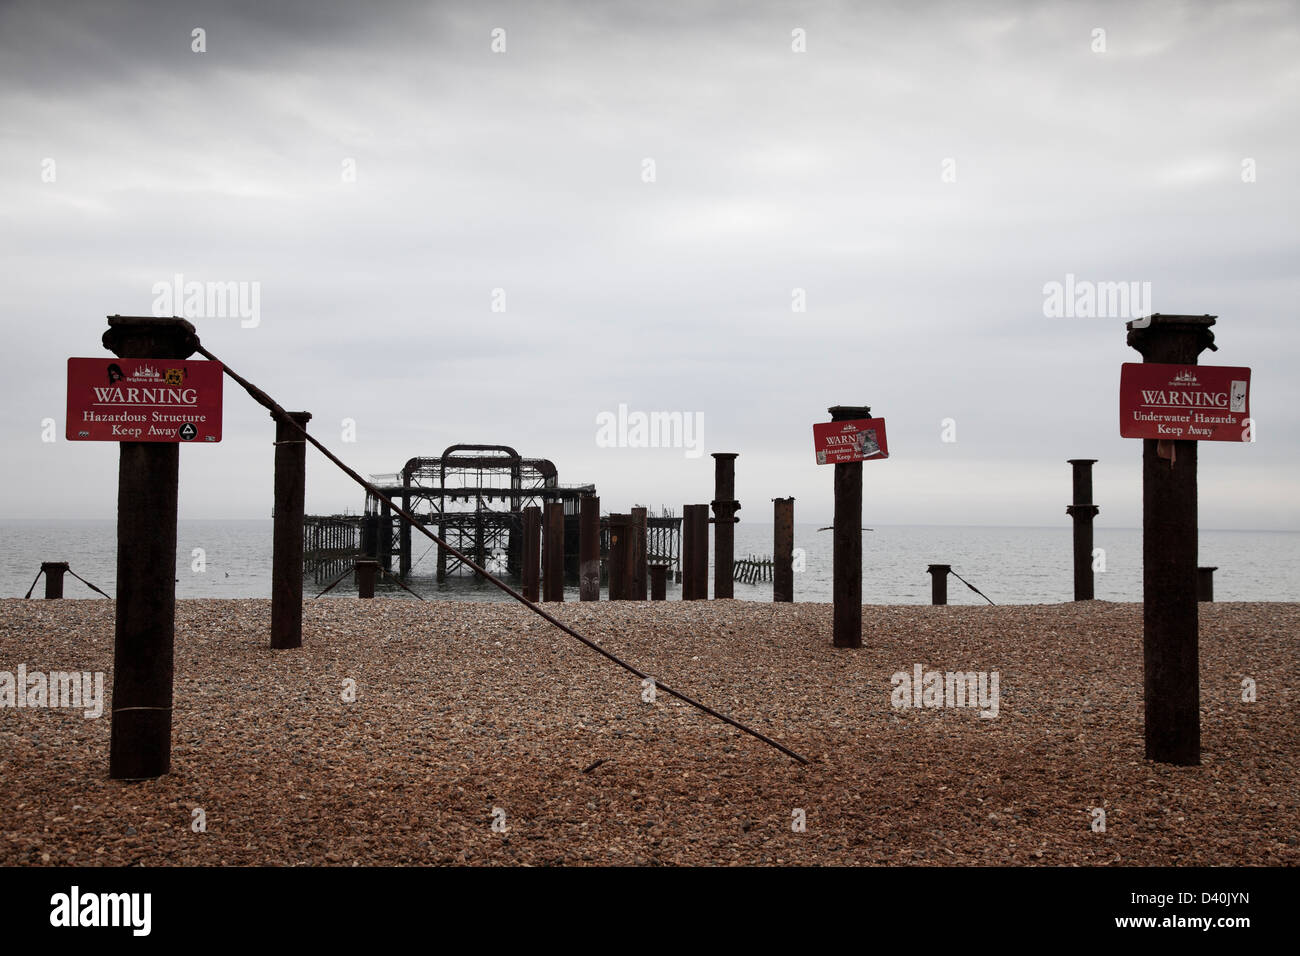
608, 513, 630, 600
650, 564, 667, 601
1198, 567, 1217, 602
1127, 313, 1216, 766
682, 504, 709, 600
773, 498, 794, 603
1066, 459, 1100, 601
356, 559, 378, 599
710, 453, 739, 599
399, 473, 412, 578
361, 514, 378, 560
271, 410, 311, 649
105, 315, 196, 780
693, 505, 709, 599
829, 405, 868, 648
927, 564, 951, 605
521, 506, 541, 602
436, 514, 448, 582
379, 500, 392, 573
631, 506, 648, 600
41, 562, 69, 599
680, 508, 696, 599
543, 502, 565, 602
579, 495, 600, 601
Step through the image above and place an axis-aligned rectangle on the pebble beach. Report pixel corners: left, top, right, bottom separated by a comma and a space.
1, 597, 1296, 866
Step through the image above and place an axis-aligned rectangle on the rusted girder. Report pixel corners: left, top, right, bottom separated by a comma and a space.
1066, 459, 1099, 601
271, 411, 311, 649
773, 498, 794, 603
829, 405, 869, 648
1127, 313, 1217, 766
104, 315, 197, 780
710, 453, 740, 599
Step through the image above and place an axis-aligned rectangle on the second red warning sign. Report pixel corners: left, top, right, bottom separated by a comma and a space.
813, 418, 889, 465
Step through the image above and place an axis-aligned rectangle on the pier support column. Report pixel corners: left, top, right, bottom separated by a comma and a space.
579, 495, 600, 601
927, 564, 951, 605
356, 559, 378, 599
41, 561, 69, 599
522, 506, 541, 602
271, 410, 311, 650
773, 498, 794, 603
1198, 567, 1217, 602
105, 315, 197, 780
399, 477, 411, 578
361, 514, 378, 560
710, 453, 740, 599
436, 519, 447, 582
682, 504, 709, 600
1066, 459, 1100, 601
543, 502, 565, 602
829, 405, 869, 648
608, 513, 630, 600
1127, 313, 1217, 766
379, 499, 392, 574
650, 564, 667, 601
631, 506, 648, 600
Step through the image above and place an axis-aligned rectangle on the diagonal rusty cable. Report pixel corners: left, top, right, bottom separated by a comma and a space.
313, 562, 356, 599
377, 564, 426, 601
67, 568, 111, 599
948, 568, 995, 606
195, 343, 809, 765
22, 569, 43, 599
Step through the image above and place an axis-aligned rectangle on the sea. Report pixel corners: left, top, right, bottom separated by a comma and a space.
2, 519, 1296, 605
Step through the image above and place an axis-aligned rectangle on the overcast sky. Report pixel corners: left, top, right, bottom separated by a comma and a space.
2, 0, 1297, 528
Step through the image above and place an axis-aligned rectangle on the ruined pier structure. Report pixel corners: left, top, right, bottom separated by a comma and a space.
304, 444, 681, 588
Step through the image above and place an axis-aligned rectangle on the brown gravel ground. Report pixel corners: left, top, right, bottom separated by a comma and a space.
1, 598, 1296, 866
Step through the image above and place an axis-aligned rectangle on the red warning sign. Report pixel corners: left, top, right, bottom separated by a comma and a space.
1119, 363, 1251, 442
813, 418, 888, 465
66, 357, 223, 442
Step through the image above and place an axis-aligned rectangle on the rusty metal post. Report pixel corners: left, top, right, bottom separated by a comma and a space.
1066, 459, 1100, 601
579, 495, 600, 601
361, 514, 378, 559
608, 513, 629, 600
927, 564, 951, 605
41, 561, 69, 599
682, 504, 710, 600
271, 410, 311, 649
1198, 567, 1216, 602
522, 505, 541, 602
631, 506, 648, 600
399, 474, 412, 578
829, 405, 869, 648
681, 505, 706, 600
710, 453, 739, 599
695, 504, 710, 599
379, 499, 392, 573
543, 502, 565, 602
436, 516, 447, 582
680, 507, 696, 599
773, 498, 794, 603
105, 315, 197, 780
650, 564, 667, 601
356, 559, 378, 599
1127, 313, 1217, 766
